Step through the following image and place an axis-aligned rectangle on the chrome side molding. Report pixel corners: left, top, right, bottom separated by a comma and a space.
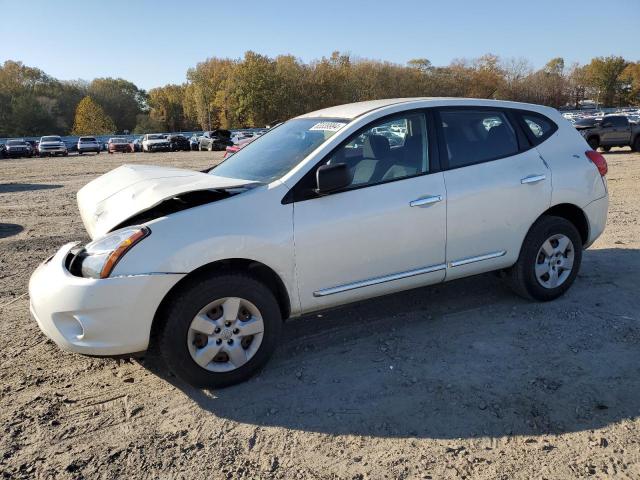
449, 250, 506, 268
313, 263, 446, 297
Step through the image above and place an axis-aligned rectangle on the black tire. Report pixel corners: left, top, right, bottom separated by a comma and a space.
600, 146, 611, 152
633, 136, 640, 152
78, 151, 83, 155
507, 215, 582, 301
157, 273, 282, 388
587, 136, 599, 150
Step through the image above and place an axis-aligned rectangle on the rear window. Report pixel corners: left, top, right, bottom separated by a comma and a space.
80, 137, 96, 142
439, 109, 519, 169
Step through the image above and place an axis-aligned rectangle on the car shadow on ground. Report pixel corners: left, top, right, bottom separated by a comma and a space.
145, 247, 640, 439
0, 223, 24, 239
0, 183, 62, 193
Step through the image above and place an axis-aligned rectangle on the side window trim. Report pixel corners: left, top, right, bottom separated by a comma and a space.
283, 108, 440, 204
435, 106, 534, 172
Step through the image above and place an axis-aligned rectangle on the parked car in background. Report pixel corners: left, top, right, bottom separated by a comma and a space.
4, 139, 33, 158
576, 115, 640, 151
0, 143, 5, 159
38, 136, 68, 157
199, 130, 233, 151
223, 135, 257, 159
129, 137, 142, 152
189, 134, 201, 150
142, 133, 171, 152
29, 98, 609, 388
26, 140, 38, 154
108, 137, 133, 154
77, 137, 101, 155
167, 134, 190, 152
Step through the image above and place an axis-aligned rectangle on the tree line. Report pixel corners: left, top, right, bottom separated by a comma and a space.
1, 52, 639, 137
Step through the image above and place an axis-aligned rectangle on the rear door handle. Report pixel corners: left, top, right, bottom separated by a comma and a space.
410, 195, 443, 207
521, 174, 546, 185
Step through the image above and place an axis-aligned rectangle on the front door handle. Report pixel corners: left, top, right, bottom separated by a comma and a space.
410, 195, 443, 207
521, 174, 546, 185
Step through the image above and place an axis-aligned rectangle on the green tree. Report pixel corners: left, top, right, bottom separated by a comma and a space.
87, 78, 145, 132
584, 56, 629, 107
148, 84, 191, 131
133, 113, 164, 134
71, 96, 115, 135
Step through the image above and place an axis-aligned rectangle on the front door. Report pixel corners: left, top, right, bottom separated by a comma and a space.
292, 111, 447, 312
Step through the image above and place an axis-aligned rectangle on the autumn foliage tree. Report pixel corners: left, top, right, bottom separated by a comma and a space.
71, 96, 116, 135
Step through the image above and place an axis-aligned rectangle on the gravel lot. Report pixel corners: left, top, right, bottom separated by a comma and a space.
1, 149, 639, 479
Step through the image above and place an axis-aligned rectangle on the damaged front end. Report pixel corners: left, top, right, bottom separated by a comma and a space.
76, 164, 258, 239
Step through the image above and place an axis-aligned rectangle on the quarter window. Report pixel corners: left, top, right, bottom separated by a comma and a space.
522, 113, 555, 139
439, 110, 518, 168
322, 113, 429, 188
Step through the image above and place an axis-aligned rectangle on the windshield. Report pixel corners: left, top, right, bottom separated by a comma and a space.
80, 137, 96, 142
110, 138, 127, 144
148, 134, 165, 140
210, 118, 347, 182
41, 136, 61, 142
7, 140, 26, 146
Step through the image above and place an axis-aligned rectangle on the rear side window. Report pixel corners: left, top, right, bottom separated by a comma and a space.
604, 116, 627, 128
439, 109, 518, 169
521, 113, 557, 143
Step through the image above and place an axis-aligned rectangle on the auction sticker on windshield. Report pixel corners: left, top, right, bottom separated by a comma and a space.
309, 121, 347, 132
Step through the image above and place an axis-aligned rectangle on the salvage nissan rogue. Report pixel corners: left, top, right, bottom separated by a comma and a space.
29, 98, 609, 387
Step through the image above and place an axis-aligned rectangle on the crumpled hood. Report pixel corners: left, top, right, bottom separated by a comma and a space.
77, 164, 254, 239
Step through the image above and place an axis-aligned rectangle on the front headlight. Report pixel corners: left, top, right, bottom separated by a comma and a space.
75, 226, 150, 279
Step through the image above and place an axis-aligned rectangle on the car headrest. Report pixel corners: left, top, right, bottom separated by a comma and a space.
363, 134, 390, 159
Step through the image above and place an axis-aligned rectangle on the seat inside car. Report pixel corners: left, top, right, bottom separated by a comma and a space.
351, 134, 391, 184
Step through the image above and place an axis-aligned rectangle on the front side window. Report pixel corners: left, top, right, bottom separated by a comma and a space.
439, 110, 518, 168
319, 113, 428, 188
605, 116, 627, 128
210, 118, 347, 182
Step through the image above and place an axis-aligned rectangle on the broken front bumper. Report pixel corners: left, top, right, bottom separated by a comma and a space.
29, 242, 184, 355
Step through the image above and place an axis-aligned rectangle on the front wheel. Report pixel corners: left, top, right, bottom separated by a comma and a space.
507, 216, 582, 301
157, 274, 282, 388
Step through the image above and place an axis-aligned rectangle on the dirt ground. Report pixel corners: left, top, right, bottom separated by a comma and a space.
1, 148, 639, 479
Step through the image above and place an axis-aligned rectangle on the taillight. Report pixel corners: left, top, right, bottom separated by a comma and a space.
585, 150, 608, 176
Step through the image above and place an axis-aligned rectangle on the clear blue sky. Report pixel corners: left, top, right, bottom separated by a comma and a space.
1, 0, 638, 90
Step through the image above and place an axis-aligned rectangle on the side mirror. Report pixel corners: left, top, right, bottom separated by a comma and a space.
316, 163, 351, 194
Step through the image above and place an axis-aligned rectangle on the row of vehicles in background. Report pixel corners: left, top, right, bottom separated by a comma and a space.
562, 107, 640, 152
1, 128, 268, 159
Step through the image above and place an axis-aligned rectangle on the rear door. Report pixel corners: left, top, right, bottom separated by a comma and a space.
437, 108, 552, 280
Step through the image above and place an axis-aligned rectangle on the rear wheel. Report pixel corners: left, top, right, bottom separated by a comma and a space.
507, 216, 582, 301
158, 274, 282, 388
587, 136, 599, 150
600, 146, 611, 152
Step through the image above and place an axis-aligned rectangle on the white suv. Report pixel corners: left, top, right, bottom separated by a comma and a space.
29, 98, 608, 387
